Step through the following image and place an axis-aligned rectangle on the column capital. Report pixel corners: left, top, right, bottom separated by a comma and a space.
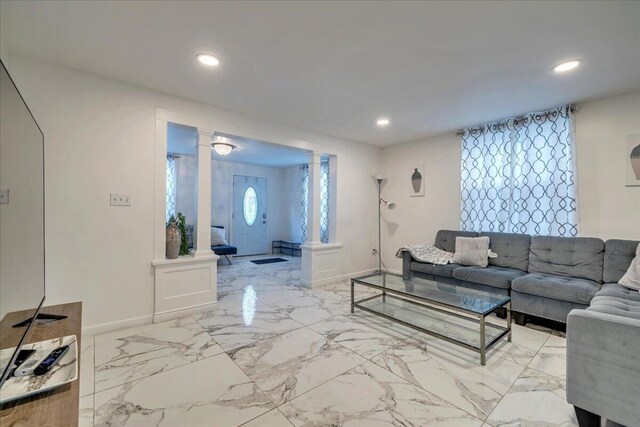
197, 128, 214, 144
308, 151, 322, 165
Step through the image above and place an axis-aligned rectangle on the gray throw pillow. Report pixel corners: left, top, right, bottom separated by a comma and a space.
619, 243, 640, 291
452, 236, 490, 268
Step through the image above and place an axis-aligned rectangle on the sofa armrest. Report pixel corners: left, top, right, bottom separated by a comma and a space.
402, 251, 412, 279
566, 309, 640, 426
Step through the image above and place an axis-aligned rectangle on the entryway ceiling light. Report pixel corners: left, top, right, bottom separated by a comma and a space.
197, 53, 220, 67
552, 60, 582, 73
211, 136, 235, 156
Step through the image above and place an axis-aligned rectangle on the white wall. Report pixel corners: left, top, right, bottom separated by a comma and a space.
282, 165, 305, 243
5, 53, 381, 333
174, 155, 196, 226
174, 155, 295, 249
575, 92, 640, 239
380, 133, 462, 272
380, 91, 640, 272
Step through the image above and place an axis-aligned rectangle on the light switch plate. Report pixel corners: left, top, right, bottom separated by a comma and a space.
0, 189, 9, 204
110, 193, 132, 206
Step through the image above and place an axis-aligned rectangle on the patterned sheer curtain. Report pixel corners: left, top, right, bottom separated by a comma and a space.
320, 160, 330, 243
166, 154, 177, 222
460, 105, 578, 236
300, 164, 309, 242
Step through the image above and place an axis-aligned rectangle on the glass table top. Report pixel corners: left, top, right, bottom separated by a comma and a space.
352, 272, 510, 315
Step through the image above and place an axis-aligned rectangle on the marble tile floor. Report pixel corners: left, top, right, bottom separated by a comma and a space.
79, 256, 578, 426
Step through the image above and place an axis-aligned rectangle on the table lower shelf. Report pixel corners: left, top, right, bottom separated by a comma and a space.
353, 293, 510, 363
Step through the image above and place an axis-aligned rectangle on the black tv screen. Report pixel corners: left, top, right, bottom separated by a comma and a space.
0, 60, 46, 387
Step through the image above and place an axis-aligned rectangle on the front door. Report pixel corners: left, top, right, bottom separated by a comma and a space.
232, 175, 268, 256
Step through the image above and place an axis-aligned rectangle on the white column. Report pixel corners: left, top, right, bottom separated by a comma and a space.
301, 152, 343, 287
306, 151, 322, 245
193, 129, 214, 257
152, 111, 217, 324
153, 117, 168, 260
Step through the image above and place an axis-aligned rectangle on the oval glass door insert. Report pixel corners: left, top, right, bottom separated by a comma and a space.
243, 186, 258, 226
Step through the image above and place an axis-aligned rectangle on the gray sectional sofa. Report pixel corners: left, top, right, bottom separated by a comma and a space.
403, 230, 640, 426
401, 230, 638, 324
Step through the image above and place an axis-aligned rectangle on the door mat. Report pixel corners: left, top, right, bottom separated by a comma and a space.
251, 258, 288, 265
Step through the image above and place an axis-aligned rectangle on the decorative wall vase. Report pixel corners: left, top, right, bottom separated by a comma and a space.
626, 134, 640, 187
411, 168, 422, 193
631, 144, 640, 180
166, 221, 181, 259
410, 164, 425, 197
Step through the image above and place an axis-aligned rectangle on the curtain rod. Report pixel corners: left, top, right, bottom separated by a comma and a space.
455, 104, 579, 136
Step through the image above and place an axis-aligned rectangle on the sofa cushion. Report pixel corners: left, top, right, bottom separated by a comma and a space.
434, 230, 478, 253
511, 273, 601, 305
596, 283, 640, 302
211, 245, 237, 256
453, 266, 527, 290
604, 239, 640, 283
528, 236, 604, 283
411, 261, 461, 278
480, 232, 531, 272
586, 295, 640, 320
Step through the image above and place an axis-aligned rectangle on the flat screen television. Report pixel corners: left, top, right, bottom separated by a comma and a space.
0, 60, 47, 388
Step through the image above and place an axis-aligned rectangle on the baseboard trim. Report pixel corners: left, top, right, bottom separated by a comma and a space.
152, 302, 218, 323
82, 302, 220, 336
301, 267, 378, 288
82, 266, 378, 335
82, 314, 153, 336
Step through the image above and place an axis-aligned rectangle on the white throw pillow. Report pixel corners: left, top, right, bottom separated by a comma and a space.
211, 227, 227, 246
619, 243, 640, 291
452, 236, 490, 268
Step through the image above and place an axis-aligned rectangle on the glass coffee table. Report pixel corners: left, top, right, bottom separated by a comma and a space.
351, 272, 512, 365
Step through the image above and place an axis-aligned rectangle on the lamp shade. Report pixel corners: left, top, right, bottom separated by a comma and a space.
374, 172, 385, 181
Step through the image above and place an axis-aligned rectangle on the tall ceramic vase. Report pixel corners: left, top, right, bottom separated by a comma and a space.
166, 221, 181, 259
411, 168, 422, 194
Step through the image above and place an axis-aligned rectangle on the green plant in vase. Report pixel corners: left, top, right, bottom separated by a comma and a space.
176, 213, 190, 255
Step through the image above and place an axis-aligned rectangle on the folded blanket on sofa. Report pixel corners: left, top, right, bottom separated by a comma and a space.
396, 244, 454, 265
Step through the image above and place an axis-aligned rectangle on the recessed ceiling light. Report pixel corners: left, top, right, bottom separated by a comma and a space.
197, 53, 220, 67
376, 118, 390, 127
552, 60, 582, 73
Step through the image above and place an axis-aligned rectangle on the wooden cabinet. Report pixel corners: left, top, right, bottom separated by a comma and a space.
0, 302, 82, 427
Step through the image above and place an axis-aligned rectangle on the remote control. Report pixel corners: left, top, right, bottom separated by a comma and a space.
33, 345, 69, 376
13, 348, 50, 377
14, 349, 36, 366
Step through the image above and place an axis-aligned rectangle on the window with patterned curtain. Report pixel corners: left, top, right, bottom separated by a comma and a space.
460, 105, 578, 237
166, 154, 177, 222
320, 160, 330, 243
300, 164, 308, 242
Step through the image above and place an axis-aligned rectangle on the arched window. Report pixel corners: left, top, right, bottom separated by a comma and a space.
243, 187, 258, 226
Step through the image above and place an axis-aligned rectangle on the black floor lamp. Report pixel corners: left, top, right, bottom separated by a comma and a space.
375, 173, 395, 272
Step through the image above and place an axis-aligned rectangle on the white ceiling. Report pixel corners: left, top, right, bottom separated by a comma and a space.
1, 1, 639, 146
167, 123, 311, 168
